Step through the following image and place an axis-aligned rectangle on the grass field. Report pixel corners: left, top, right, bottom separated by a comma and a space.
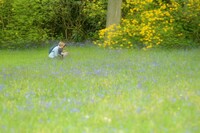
0, 46, 200, 133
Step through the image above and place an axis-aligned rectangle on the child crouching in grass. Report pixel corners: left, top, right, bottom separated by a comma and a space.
48, 41, 68, 59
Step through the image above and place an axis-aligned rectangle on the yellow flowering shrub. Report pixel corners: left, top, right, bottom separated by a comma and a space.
95, 0, 200, 49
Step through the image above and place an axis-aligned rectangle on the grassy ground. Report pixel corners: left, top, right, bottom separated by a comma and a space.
0, 46, 200, 133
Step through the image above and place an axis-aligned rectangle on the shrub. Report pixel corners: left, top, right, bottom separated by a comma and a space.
171, 0, 200, 47
0, 0, 107, 48
95, 0, 200, 49
83, 0, 107, 40
0, 0, 50, 49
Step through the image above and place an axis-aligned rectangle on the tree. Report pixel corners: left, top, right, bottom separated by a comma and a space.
106, 0, 122, 27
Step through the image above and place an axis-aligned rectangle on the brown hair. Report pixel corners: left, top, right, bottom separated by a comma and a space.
58, 41, 65, 47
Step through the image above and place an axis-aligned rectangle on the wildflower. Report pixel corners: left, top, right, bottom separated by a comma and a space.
103, 117, 112, 123
0, 84, 5, 91
146, 45, 152, 49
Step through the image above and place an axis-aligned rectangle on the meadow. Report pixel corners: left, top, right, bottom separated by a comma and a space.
0, 46, 200, 133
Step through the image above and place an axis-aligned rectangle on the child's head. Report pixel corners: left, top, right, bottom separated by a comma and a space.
58, 41, 66, 48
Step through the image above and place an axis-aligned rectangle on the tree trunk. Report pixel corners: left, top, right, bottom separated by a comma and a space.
106, 0, 122, 28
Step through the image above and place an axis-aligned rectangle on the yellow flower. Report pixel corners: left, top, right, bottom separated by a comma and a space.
146, 45, 152, 49
156, 42, 161, 45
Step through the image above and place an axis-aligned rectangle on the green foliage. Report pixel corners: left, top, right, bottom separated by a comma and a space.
0, 0, 108, 48
171, 0, 200, 47
49, 0, 86, 41
83, 0, 107, 39
0, 0, 51, 48
0, 0, 199, 49
0, 0, 49, 48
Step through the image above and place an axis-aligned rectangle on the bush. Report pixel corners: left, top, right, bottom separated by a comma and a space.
83, 0, 107, 40
1, 0, 199, 49
0, 0, 50, 49
171, 0, 200, 48
95, 0, 200, 49
0, 0, 108, 49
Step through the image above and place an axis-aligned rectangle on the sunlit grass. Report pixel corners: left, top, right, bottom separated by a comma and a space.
0, 46, 200, 132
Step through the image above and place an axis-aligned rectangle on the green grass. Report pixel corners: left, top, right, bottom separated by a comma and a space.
0, 46, 200, 133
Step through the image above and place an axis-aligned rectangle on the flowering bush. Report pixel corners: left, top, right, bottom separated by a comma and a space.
95, 0, 200, 49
